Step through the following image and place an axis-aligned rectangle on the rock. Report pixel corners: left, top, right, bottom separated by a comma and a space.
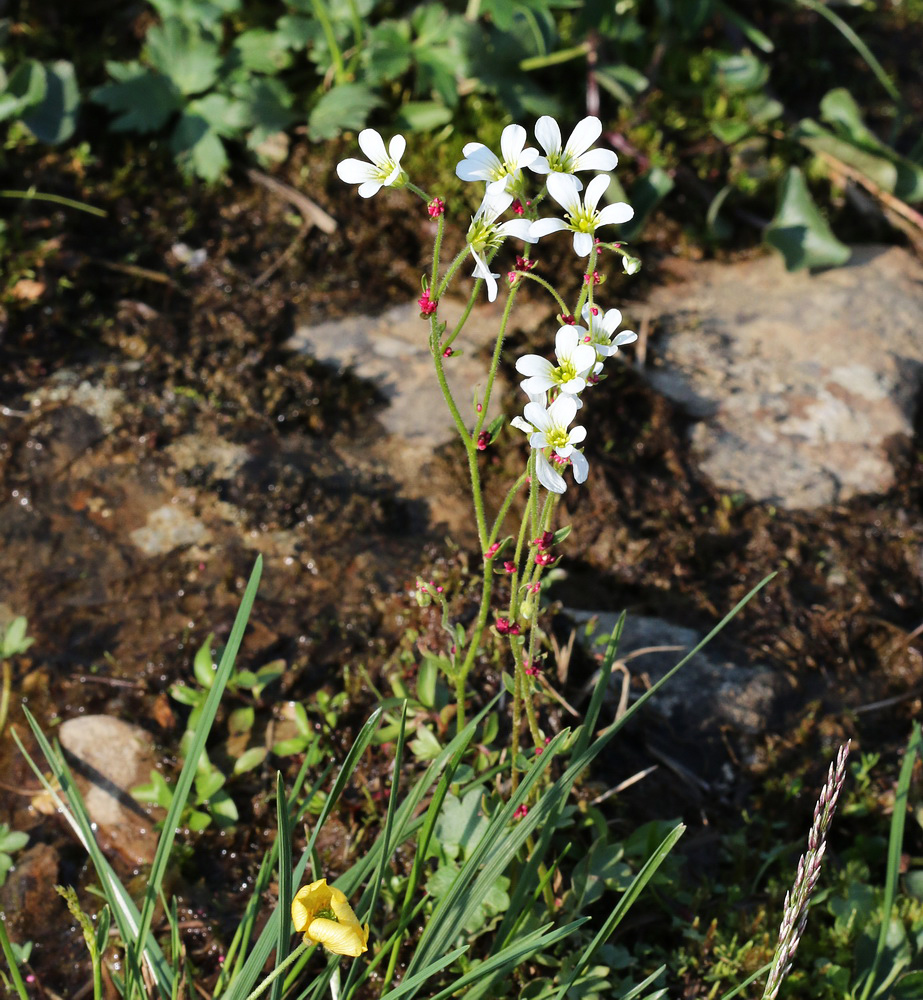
567, 610, 778, 736
0, 842, 60, 944
641, 246, 923, 508
58, 716, 162, 868
129, 501, 210, 556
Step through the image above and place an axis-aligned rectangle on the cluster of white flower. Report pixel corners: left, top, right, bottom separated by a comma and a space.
510, 300, 637, 494
335, 116, 639, 496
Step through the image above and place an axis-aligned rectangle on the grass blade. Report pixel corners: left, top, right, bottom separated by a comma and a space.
551, 822, 685, 1000
133, 556, 263, 983
271, 772, 293, 1000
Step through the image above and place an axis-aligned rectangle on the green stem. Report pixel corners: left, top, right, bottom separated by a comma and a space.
573, 244, 599, 321
439, 275, 479, 355
488, 472, 529, 546
475, 281, 519, 436
0, 659, 10, 733
310, 0, 347, 83
517, 271, 570, 315
0, 189, 107, 217
429, 213, 445, 291
405, 181, 432, 204
436, 246, 474, 302
0, 917, 30, 1000
243, 941, 310, 1000
455, 564, 494, 731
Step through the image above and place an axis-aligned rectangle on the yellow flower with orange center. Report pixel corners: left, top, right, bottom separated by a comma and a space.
291, 879, 369, 958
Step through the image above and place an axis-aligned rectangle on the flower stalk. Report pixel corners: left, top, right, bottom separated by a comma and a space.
761, 741, 851, 1000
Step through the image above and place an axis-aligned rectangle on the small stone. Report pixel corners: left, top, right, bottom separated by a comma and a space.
642, 246, 923, 508
58, 716, 162, 867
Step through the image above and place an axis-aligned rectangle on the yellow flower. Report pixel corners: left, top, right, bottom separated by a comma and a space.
291, 879, 369, 957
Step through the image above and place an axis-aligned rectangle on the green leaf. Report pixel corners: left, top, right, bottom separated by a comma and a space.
714, 50, 768, 94
193, 633, 216, 688
145, 18, 221, 96
409, 725, 442, 761
207, 788, 239, 826
149, 0, 239, 27
231, 29, 294, 75
819, 87, 923, 203
275, 14, 316, 50
365, 22, 414, 84
187, 809, 211, 831
21, 59, 78, 144
233, 747, 267, 774
417, 655, 438, 708
764, 167, 851, 271
0, 60, 47, 123
195, 768, 226, 802
171, 112, 229, 182
594, 63, 649, 104
232, 76, 296, 147
0, 829, 28, 853
892, 972, 923, 999
2, 617, 33, 658
228, 706, 254, 736
797, 119, 898, 194
307, 83, 381, 141
271, 737, 307, 756
92, 61, 182, 133
188, 92, 250, 137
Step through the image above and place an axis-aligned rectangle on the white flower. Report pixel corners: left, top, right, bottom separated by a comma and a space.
466, 190, 535, 302
523, 394, 588, 493
530, 174, 633, 256
530, 116, 618, 188
456, 124, 538, 195
580, 304, 637, 362
515, 326, 597, 396
336, 129, 407, 198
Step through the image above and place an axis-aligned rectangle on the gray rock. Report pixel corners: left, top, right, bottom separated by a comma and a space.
567, 610, 777, 735
641, 246, 923, 508
59, 716, 162, 867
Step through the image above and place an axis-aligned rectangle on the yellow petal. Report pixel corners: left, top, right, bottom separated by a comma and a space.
291, 879, 334, 932
306, 917, 369, 957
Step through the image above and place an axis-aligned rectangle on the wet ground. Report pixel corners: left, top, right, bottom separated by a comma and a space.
1, 138, 921, 995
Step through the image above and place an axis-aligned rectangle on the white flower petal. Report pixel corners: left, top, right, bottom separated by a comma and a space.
521, 374, 555, 394
535, 115, 562, 156
529, 155, 551, 175
584, 174, 611, 212
545, 172, 581, 214
574, 148, 618, 172
548, 393, 577, 426
569, 425, 587, 445
470, 249, 499, 302
462, 141, 484, 156
500, 124, 527, 164
516, 355, 553, 377
529, 431, 549, 448
388, 134, 406, 162
555, 326, 579, 357
614, 330, 638, 345
572, 343, 598, 372
566, 116, 602, 157
536, 452, 566, 493
573, 231, 594, 256
357, 129, 388, 165
601, 308, 623, 332
357, 180, 384, 198
336, 159, 376, 184
597, 202, 634, 225
511, 416, 533, 434
524, 400, 553, 431
498, 219, 537, 242
529, 218, 568, 240
571, 449, 589, 483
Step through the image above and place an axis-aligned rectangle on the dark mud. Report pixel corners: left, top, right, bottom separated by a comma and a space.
1, 136, 921, 995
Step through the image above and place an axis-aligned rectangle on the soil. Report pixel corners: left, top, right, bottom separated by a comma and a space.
1, 134, 921, 997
